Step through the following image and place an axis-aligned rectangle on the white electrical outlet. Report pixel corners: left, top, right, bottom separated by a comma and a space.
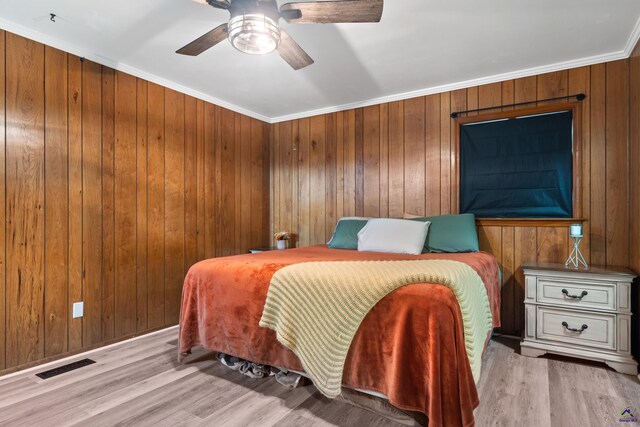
72, 302, 84, 319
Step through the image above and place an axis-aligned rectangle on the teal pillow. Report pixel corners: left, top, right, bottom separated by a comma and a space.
409, 213, 479, 253
327, 219, 369, 249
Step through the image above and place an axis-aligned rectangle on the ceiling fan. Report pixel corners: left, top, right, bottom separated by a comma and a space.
177, 0, 384, 70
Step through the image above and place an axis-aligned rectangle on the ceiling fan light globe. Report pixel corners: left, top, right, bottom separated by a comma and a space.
228, 13, 281, 55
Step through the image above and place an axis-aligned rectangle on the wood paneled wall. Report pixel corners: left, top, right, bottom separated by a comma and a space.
271, 61, 636, 336
630, 42, 640, 358
0, 31, 271, 373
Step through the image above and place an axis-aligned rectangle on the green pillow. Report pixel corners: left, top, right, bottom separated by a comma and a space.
327, 219, 369, 250
409, 213, 479, 253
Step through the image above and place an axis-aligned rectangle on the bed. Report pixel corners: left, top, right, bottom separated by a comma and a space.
178, 245, 501, 427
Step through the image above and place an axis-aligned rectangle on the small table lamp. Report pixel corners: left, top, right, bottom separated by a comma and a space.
565, 223, 588, 269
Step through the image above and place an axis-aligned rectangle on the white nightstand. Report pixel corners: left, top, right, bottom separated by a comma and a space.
520, 262, 637, 375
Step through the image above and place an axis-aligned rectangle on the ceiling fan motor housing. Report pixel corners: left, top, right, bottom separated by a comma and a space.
228, 0, 281, 22
227, 0, 282, 55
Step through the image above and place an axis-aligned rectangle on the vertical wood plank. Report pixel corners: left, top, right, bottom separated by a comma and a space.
379, 104, 389, 219
114, 71, 137, 335
136, 79, 148, 332
536, 227, 567, 263
213, 106, 222, 257
262, 122, 271, 246
204, 103, 216, 259
536, 71, 568, 100
342, 111, 356, 217
220, 108, 236, 256
630, 48, 640, 277
501, 227, 515, 334
514, 227, 537, 333
44, 46, 69, 357
466, 87, 478, 116
605, 60, 630, 268
278, 121, 292, 235
81, 60, 103, 348
240, 114, 252, 252
271, 124, 279, 239
449, 89, 466, 214
424, 94, 441, 216
164, 89, 185, 325
568, 67, 591, 264
478, 227, 502, 267
590, 64, 607, 266
0, 30, 5, 369
6, 33, 46, 366
184, 96, 198, 270
325, 113, 337, 239
234, 114, 242, 254
67, 55, 83, 352
101, 67, 115, 342
362, 106, 380, 217
501, 80, 515, 110
478, 82, 502, 109
354, 109, 364, 217
403, 97, 425, 216
251, 119, 266, 248
298, 118, 310, 247
309, 115, 326, 244
388, 101, 404, 218
196, 100, 205, 261
290, 120, 300, 246
147, 83, 165, 329
631, 50, 640, 358
439, 92, 450, 215
514, 76, 537, 103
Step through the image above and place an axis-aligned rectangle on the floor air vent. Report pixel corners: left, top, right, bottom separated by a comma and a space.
35, 358, 96, 379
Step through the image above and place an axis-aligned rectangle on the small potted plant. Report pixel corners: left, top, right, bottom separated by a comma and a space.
274, 231, 289, 250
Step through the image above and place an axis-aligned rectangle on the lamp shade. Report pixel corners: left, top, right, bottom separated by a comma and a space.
228, 13, 281, 55
569, 223, 583, 238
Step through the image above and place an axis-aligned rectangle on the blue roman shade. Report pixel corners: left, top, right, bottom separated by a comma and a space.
460, 111, 573, 218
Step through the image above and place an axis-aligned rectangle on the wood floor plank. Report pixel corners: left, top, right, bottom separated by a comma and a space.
200, 380, 315, 427
80, 355, 213, 415
0, 332, 176, 409
1, 329, 638, 427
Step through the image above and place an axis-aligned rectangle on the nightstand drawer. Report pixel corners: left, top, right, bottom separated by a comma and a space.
536, 279, 616, 311
537, 307, 615, 351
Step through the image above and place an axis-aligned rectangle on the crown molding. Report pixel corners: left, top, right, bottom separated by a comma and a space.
270, 47, 631, 123
1, 14, 640, 124
623, 14, 640, 56
270, 15, 640, 123
0, 17, 271, 123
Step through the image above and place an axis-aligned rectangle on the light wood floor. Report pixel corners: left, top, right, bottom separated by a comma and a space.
0, 328, 638, 426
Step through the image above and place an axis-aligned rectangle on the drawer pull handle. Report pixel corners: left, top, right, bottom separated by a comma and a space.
561, 289, 588, 300
562, 321, 588, 333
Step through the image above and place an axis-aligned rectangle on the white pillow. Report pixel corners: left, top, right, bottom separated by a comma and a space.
357, 218, 431, 255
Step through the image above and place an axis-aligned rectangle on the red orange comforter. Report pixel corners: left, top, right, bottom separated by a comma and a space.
178, 246, 501, 427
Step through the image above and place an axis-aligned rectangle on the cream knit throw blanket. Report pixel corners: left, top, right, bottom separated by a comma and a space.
259, 260, 492, 398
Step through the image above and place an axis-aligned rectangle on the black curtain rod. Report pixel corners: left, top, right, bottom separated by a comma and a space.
450, 93, 586, 119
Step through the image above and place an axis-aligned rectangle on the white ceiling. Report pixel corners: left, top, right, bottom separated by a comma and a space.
1, 0, 639, 122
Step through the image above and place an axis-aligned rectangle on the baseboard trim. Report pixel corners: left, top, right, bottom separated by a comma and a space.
0, 325, 179, 380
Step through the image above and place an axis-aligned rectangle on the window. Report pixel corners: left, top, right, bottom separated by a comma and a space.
458, 108, 576, 218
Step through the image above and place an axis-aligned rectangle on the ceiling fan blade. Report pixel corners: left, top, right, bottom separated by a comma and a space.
278, 29, 314, 70
176, 23, 229, 56
280, 0, 383, 24
192, 0, 230, 9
